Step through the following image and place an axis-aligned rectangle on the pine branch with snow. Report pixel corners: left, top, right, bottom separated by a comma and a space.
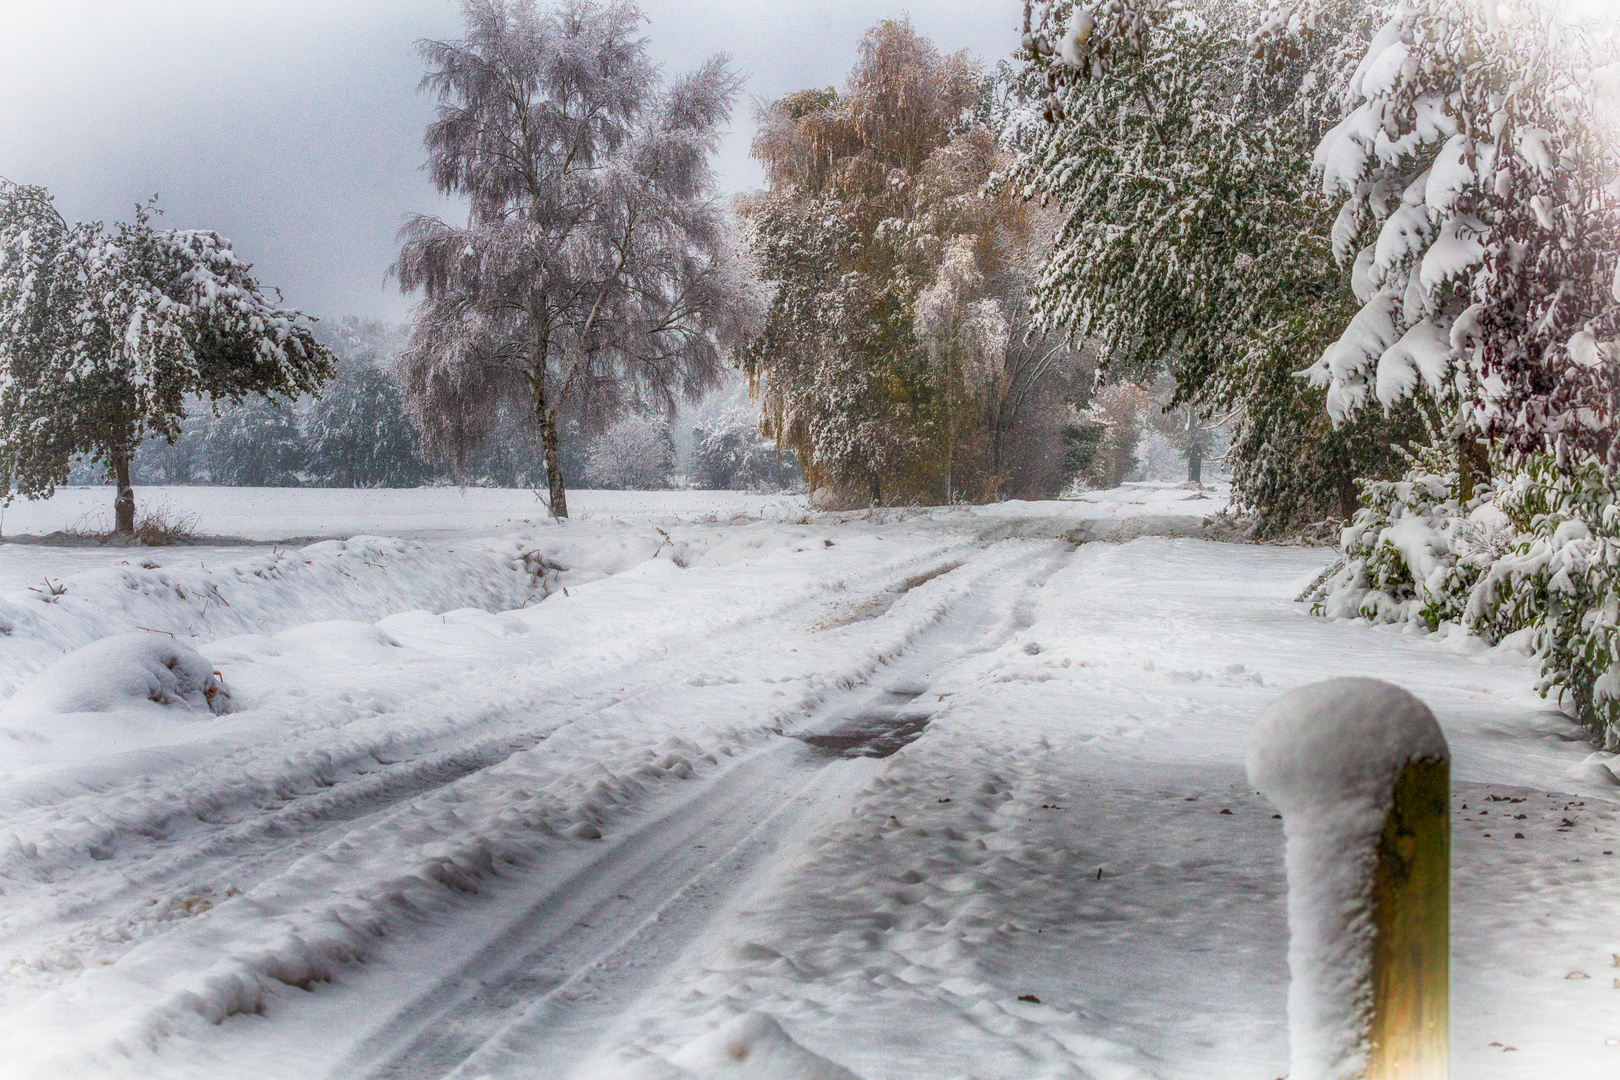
1282, 0, 1620, 474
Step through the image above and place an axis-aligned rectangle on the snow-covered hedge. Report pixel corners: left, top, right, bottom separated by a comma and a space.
1306, 452, 1620, 748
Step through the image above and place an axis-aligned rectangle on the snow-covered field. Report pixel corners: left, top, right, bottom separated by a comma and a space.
0, 483, 1225, 594
0, 486, 1613, 1079
0, 485, 814, 541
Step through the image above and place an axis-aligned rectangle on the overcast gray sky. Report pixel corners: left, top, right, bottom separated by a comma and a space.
0, 1, 1022, 323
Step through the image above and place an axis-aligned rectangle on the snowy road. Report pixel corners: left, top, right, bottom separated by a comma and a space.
0, 502, 1615, 1078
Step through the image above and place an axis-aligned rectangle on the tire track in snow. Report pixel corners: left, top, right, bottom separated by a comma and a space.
0, 533, 974, 970
0, 532, 1057, 1076
268, 539, 1079, 1080
340, 739, 862, 1080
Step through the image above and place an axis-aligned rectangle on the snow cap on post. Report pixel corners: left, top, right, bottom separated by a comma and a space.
1248, 678, 1449, 1080
1248, 678, 1446, 818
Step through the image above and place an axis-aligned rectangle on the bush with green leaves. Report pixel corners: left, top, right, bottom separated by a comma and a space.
1468, 458, 1620, 747
1308, 449, 1620, 748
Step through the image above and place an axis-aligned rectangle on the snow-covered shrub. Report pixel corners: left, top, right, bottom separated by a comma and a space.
688, 411, 801, 491
584, 415, 676, 490
1467, 457, 1620, 746
1304, 450, 1507, 630
1309, 450, 1620, 748
1, 633, 234, 725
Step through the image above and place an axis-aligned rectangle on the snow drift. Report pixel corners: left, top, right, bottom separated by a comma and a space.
0, 536, 549, 700
1, 633, 233, 724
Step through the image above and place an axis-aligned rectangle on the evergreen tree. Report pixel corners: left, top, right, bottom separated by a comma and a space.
200, 397, 305, 487
306, 360, 428, 488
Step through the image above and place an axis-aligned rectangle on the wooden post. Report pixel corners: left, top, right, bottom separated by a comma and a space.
1368, 758, 1449, 1080
1247, 677, 1450, 1080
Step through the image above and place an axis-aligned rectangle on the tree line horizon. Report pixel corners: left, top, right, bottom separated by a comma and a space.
4, 0, 1615, 538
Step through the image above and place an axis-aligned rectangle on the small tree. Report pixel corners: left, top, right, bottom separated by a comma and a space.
394, 0, 761, 519
0, 181, 331, 531
584, 413, 676, 490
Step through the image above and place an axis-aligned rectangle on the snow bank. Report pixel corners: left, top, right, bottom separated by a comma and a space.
0, 486, 808, 541
0, 634, 236, 777
0, 536, 546, 700
1246, 678, 1448, 1080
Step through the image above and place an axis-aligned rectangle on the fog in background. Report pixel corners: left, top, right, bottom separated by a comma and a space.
0, 0, 1022, 323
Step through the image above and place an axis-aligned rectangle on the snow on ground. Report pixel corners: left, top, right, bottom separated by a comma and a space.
0, 482, 1227, 591
0, 486, 809, 544
977, 480, 1230, 523
0, 487, 1611, 1080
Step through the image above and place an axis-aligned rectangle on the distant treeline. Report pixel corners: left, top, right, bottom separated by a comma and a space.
66, 319, 803, 493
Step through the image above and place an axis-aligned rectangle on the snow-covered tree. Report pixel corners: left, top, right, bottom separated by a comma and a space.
743, 19, 1065, 506
1145, 379, 1226, 484
1022, 0, 1620, 492
689, 408, 802, 491
1070, 382, 1151, 489
1001, 4, 1330, 384
0, 182, 331, 531
916, 239, 1011, 502
200, 397, 305, 487
982, 267, 1094, 499
583, 413, 675, 490
393, 0, 763, 519
1286, 0, 1620, 488
1004, 0, 1445, 532
305, 361, 427, 488
303, 318, 429, 488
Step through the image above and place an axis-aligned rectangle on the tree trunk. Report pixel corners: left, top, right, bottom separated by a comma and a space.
112, 446, 135, 535
1187, 445, 1202, 485
1337, 472, 1360, 522
1457, 430, 1490, 502
868, 472, 881, 508
532, 373, 568, 520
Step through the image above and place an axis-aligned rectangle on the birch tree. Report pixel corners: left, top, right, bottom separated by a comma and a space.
742, 20, 1070, 505
394, 0, 761, 518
